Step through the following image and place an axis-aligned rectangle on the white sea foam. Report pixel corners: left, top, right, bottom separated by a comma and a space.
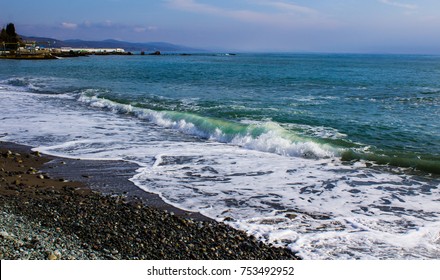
78, 93, 341, 159
1, 87, 440, 259
131, 146, 440, 259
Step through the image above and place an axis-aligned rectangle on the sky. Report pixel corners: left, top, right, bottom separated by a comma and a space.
1, 0, 440, 53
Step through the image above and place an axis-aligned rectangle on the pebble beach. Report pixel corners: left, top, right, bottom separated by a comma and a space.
0, 141, 300, 260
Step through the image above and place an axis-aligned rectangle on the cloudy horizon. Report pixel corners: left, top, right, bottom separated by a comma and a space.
2, 0, 440, 53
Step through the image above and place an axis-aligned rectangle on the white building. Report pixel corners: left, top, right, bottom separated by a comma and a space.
60, 47, 125, 53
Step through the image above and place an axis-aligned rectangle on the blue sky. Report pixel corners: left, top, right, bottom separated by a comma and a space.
1, 0, 440, 53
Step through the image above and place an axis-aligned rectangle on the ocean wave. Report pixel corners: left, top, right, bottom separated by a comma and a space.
342, 149, 440, 175
0, 76, 74, 95
77, 93, 341, 159
77, 92, 440, 174
0, 77, 39, 92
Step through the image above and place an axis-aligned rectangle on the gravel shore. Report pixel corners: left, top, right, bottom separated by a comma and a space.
0, 141, 300, 260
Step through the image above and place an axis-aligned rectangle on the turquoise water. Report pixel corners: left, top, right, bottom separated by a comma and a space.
1, 53, 440, 259
2, 53, 439, 173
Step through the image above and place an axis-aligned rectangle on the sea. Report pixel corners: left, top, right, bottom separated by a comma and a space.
0, 53, 439, 259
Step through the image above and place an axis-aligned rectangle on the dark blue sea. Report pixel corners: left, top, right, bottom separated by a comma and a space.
1, 53, 439, 259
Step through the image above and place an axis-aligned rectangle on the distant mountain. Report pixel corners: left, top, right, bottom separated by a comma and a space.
20, 36, 67, 48
20, 36, 201, 52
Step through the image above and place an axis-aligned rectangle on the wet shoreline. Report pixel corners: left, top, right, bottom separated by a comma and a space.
0, 141, 300, 260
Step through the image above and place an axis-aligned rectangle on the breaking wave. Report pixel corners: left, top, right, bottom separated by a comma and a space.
78, 93, 341, 159
78, 92, 440, 174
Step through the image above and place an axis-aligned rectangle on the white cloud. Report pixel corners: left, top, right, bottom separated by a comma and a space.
254, 1, 319, 16
379, 0, 417, 10
78, 20, 123, 29
82, 20, 92, 27
166, 0, 273, 23
166, 0, 322, 25
166, 0, 220, 14
103, 20, 113, 27
134, 27, 147, 32
134, 26, 158, 32
61, 22, 78, 30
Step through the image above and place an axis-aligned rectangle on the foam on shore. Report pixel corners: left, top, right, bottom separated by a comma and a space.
1, 76, 440, 259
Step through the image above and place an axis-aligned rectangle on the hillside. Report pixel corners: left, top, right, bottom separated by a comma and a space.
20, 36, 201, 52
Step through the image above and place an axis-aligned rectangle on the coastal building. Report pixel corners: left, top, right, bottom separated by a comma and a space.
0, 41, 56, 59
60, 47, 126, 54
